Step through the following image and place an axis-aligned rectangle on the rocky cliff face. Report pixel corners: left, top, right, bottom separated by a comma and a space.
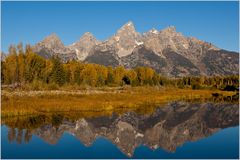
32, 33, 77, 62
107, 21, 143, 57
32, 22, 239, 77
67, 32, 100, 61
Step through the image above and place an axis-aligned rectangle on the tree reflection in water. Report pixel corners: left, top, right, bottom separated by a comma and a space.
3, 100, 239, 157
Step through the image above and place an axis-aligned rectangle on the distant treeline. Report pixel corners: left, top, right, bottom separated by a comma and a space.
1, 44, 239, 91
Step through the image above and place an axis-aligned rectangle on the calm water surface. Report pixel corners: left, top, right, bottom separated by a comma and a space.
1, 102, 239, 159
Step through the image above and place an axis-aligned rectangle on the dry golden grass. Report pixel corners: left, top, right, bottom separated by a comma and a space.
1, 87, 236, 117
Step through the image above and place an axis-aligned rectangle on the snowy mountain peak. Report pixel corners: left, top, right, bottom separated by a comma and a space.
31, 21, 238, 77
117, 21, 136, 34
150, 28, 159, 34
81, 32, 95, 38
126, 21, 134, 26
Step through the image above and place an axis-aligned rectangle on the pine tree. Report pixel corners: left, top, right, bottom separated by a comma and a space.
74, 66, 81, 85
1, 61, 5, 84
51, 56, 65, 86
96, 65, 108, 86
106, 66, 114, 85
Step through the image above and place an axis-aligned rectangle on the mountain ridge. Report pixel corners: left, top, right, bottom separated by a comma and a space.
31, 21, 239, 77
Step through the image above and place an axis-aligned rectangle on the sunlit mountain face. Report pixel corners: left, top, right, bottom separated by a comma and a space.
31, 21, 239, 77
2, 101, 238, 157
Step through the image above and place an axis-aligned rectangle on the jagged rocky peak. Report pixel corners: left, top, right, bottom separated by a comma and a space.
161, 26, 176, 33
68, 32, 99, 61
142, 26, 182, 57
149, 28, 159, 34
159, 26, 185, 38
188, 37, 204, 44
33, 33, 78, 61
79, 32, 99, 46
41, 33, 64, 48
114, 21, 139, 42
44, 33, 60, 41
143, 28, 159, 37
30, 21, 238, 77
80, 32, 96, 40
70, 32, 98, 47
107, 21, 143, 57
158, 26, 190, 51
117, 21, 136, 34
33, 33, 66, 55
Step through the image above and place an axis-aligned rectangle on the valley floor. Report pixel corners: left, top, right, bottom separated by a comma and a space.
1, 87, 237, 117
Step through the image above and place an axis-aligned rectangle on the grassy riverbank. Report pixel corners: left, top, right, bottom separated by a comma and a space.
1, 87, 237, 117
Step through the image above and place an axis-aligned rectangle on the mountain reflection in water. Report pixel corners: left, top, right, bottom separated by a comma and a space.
2, 102, 239, 157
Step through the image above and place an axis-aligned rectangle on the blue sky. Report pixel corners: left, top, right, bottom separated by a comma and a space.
1, 1, 239, 53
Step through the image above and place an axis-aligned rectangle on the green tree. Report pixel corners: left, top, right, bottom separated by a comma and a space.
106, 66, 114, 85
25, 50, 46, 82
95, 65, 108, 86
1, 61, 5, 84
135, 67, 146, 85
74, 66, 81, 85
42, 59, 53, 84
51, 56, 65, 86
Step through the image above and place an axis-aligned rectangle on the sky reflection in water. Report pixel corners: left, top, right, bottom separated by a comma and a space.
1, 101, 239, 159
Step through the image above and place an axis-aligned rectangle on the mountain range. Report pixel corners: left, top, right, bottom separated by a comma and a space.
32, 21, 239, 77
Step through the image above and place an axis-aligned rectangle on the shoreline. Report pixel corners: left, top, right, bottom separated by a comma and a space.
1, 87, 237, 117
1, 86, 236, 96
